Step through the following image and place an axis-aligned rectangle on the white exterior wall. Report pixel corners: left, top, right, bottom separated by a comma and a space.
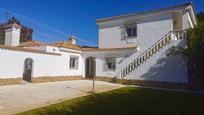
29, 46, 60, 53
29, 46, 47, 51
96, 11, 193, 83
26, 46, 83, 76
60, 49, 83, 76
125, 39, 188, 83
98, 13, 173, 50
0, 47, 83, 79
99, 13, 174, 80
82, 49, 136, 78
182, 11, 194, 30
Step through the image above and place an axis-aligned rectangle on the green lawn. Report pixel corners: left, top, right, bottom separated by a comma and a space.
17, 87, 204, 115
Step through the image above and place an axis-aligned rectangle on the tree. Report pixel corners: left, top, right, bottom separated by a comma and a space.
166, 12, 204, 90
0, 25, 5, 44
197, 12, 204, 22
7, 17, 21, 25
186, 21, 204, 90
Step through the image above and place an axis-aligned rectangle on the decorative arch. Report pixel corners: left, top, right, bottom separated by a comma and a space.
23, 58, 33, 82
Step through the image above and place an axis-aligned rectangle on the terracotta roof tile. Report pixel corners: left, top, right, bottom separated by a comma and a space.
19, 41, 45, 47
49, 41, 82, 50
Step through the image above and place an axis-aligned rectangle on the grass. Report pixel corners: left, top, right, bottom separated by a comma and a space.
17, 87, 204, 115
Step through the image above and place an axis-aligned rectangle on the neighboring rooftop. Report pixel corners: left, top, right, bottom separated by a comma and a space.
19, 41, 44, 47
49, 41, 82, 50
96, 2, 193, 23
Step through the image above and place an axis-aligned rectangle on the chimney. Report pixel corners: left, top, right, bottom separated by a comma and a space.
68, 35, 76, 45
4, 23, 21, 46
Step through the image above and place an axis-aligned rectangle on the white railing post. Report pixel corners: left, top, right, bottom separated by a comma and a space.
171, 31, 177, 40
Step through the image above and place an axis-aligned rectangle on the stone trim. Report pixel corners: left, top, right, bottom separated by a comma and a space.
91, 76, 118, 83
94, 76, 188, 90
0, 78, 22, 86
0, 76, 188, 90
31, 76, 82, 83
0, 76, 82, 86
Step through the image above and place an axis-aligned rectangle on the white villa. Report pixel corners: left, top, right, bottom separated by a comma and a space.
0, 3, 198, 88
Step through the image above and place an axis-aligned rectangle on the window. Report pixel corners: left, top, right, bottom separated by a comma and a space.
70, 57, 79, 69
126, 26, 137, 37
105, 57, 116, 70
122, 24, 137, 38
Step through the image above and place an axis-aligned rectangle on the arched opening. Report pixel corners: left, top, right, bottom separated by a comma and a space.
85, 57, 96, 78
23, 58, 33, 82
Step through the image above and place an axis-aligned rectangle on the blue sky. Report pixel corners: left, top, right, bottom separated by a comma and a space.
0, 0, 203, 46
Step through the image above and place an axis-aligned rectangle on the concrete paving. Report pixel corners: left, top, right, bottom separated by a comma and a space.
0, 80, 123, 115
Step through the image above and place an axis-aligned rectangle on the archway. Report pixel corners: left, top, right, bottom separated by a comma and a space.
85, 57, 96, 78
23, 58, 33, 82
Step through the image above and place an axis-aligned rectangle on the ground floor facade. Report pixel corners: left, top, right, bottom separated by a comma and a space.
0, 38, 189, 90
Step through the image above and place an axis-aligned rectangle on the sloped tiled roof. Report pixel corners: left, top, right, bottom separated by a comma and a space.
19, 41, 45, 47
49, 41, 137, 51
49, 41, 82, 50
96, 2, 193, 23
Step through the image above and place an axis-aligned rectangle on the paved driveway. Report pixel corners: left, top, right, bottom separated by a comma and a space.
0, 80, 123, 115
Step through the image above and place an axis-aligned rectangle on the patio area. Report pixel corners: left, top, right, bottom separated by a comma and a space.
0, 80, 123, 115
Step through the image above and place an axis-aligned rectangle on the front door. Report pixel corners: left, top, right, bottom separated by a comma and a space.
23, 58, 33, 82
85, 57, 96, 78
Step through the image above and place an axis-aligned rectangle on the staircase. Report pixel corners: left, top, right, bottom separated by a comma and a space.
118, 30, 187, 78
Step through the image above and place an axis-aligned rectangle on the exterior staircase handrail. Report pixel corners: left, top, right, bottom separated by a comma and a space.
117, 31, 172, 71
117, 30, 186, 78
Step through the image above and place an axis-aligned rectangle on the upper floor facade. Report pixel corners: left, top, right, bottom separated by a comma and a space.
96, 2, 197, 52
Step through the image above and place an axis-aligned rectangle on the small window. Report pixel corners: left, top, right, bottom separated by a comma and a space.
124, 24, 137, 38
126, 28, 132, 37
132, 27, 137, 36
70, 57, 79, 69
105, 57, 116, 70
